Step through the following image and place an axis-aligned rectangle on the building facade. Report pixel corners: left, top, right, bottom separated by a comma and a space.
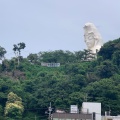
41, 62, 60, 67
82, 102, 101, 120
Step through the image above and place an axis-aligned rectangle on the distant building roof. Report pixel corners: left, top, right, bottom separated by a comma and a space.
52, 113, 92, 119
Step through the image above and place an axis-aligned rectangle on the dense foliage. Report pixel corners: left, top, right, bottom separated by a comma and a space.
4, 92, 24, 120
0, 38, 120, 119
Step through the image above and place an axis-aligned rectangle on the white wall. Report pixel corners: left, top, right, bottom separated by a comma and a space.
82, 102, 101, 120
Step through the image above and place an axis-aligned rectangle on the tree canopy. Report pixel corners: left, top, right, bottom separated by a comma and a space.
0, 38, 120, 119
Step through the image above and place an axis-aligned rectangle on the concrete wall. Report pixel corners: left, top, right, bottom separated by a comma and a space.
82, 102, 101, 120
102, 116, 120, 120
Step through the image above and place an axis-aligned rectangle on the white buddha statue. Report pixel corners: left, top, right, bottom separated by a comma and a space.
84, 22, 103, 53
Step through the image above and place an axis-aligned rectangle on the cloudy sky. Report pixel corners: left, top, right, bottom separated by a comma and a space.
0, 0, 120, 59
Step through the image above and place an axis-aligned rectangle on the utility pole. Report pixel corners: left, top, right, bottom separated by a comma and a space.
48, 102, 52, 120
108, 106, 111, 116
84, 93, 88, 102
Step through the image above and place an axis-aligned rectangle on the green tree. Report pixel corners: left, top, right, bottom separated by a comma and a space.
38, 50, 76, 64
1, 59, 10, 72
13, 42, 26, 65
112, 51, 120, 67
95, 60, 118, 78
0, 46, 7, 62
0, 105, 3, 116
75, 50, 84, 62
83, 78, 120, 115
81, 49, 96, 61
98, 38, 120, 60
27, 53, 38, 64
4, 92, 24, 120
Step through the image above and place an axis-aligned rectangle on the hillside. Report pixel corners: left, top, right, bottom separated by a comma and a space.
0, 38, 120, 119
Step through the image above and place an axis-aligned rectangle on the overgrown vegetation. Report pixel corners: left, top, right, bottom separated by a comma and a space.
0, 38, 120, 119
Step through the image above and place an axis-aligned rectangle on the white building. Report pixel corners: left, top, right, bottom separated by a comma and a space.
102, 115, 120, 120
41, 62, 60, 67
82, 102, 101, 120
70, 105, 79, 113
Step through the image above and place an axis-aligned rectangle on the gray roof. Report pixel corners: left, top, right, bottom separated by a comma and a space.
52, 113, 92, 119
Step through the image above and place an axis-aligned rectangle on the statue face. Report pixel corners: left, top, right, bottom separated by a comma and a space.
83, 22, 103, 53
84, 33, 95, 49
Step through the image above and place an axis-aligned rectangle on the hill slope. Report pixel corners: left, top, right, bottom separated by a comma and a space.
0, 38, 120, 119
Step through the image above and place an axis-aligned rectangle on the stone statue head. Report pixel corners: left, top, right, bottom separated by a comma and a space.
84, 22, 103, 53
